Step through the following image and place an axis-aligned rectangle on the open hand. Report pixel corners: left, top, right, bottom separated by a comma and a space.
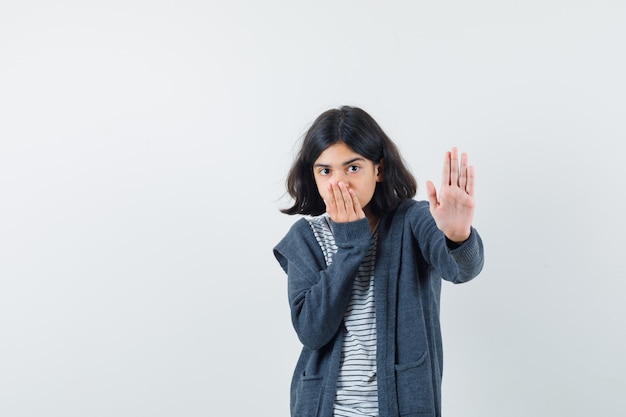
425, 147, 475, 243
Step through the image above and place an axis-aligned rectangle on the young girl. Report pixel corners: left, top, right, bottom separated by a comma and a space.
274, 106, 484, 417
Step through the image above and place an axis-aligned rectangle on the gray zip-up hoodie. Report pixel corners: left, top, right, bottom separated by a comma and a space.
274, 199, 484, 417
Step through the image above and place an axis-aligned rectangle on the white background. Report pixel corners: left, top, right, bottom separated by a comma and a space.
1, 1, 625, 416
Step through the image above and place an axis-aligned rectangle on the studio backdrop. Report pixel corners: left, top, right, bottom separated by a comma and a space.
1, 1, 624, 416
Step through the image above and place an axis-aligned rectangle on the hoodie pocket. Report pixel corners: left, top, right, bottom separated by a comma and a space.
395, 351, 435, 416
293, 373, 323, 417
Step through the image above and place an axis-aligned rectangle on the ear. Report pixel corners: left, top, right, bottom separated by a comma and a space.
375, 159, 384, 182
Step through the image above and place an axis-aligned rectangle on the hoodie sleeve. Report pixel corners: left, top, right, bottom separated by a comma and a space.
273, 217, 371, 350
408, 200, 484, 284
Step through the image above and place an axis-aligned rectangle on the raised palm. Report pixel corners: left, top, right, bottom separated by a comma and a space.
426, 148, 475, 243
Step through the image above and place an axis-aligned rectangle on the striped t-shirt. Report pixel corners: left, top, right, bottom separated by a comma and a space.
308, 215, 379, 417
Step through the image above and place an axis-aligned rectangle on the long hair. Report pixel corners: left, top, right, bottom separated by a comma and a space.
281, 106, 417, 217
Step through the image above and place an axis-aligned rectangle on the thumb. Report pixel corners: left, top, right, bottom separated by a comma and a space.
425, 180, 438, 207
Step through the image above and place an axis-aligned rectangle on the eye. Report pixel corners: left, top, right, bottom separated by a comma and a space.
318, 168, 330, 176
348, 165, 360, 173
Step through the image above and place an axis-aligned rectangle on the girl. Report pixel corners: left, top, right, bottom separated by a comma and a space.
274, 106, 484, 417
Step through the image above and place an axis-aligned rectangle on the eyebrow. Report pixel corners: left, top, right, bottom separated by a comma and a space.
313, 157, 365, 168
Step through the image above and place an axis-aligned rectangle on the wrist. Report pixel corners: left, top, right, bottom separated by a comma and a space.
444, 228, 471, 244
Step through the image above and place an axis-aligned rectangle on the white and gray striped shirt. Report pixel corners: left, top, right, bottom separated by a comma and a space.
308, 215, 379, 417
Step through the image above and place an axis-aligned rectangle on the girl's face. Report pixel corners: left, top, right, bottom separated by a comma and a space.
312, 142, 382, 215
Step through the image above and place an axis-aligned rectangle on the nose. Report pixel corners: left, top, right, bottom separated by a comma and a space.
331, 171, 349, 186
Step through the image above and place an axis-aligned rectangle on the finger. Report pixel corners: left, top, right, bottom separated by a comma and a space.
338, 182, 357, 216
466, 165, 475, 197
331, 184, 346, 216
459, 152, 469, 191
348, 188, 364, 218
449, 147, 459, 186
425, 180, 438, 207
441, 150, 451, 189
325, 184, 337, 216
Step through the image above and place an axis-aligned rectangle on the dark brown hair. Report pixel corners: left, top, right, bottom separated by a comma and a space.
281, 106, 417, 217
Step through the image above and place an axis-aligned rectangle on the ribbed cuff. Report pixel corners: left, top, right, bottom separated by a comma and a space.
330, 218, 371, 247
450, 227, 482, 263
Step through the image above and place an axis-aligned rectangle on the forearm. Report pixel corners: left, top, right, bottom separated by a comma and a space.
288, 261, 358, 350
447, 227, 484, 283
287, 219, 371, 350
411, 201, 484, 283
